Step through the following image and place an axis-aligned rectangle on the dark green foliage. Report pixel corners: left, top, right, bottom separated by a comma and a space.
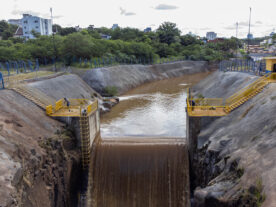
157, 22, 181, 45
59, 27, 77, 36
0, 20, 240, 63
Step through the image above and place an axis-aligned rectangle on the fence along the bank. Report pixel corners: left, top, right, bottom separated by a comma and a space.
219, 59, 266, 75
0, 56, 186, 77
0, 59, 39, 76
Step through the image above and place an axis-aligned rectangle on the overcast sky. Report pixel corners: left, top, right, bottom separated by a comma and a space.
1, 0, 276, 38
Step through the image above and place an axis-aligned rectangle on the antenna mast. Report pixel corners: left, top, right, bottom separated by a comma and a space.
247, 7, 252, 54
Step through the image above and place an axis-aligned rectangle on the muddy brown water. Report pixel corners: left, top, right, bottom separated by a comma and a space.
90, 72, 211, 207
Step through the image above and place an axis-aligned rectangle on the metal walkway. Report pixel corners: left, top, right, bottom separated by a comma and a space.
46, 99, 98, 117
187, 73, 276, 117
12, 85, 55, 109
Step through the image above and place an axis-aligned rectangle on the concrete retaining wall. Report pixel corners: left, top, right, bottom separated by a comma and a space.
82, 61, 208, 95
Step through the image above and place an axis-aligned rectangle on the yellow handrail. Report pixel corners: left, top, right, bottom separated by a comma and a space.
187, 73, 275, 117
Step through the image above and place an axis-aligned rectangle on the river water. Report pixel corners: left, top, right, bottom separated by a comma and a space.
100, 72, 210, 137
90, 72, 210, 207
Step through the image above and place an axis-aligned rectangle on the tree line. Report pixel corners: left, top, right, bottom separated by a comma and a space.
0, 21, 242, 64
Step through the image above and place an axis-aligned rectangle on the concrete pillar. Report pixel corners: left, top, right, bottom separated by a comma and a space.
186, 114, 201, 160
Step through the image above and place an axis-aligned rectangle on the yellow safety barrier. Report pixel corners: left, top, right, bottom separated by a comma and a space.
46, 105, 53, 115
45, 98, 98, 117
55, 99, 63, 111
87, 100, 98, 114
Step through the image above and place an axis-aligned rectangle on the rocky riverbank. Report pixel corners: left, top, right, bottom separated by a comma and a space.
191, 71, 276, 207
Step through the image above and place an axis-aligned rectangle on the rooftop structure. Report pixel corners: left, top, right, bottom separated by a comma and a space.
206, 32, 217, 41
8, 19, 21, 26
144, 27, 152, 33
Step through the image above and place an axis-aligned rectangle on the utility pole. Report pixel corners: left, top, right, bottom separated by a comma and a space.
50, 7, 57, 71
247, 7, 252, 54
236, 22, 239, 57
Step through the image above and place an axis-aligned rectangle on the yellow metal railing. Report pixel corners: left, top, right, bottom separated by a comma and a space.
46, 105, 53, 115
46, 98, 98, 117
187, 73, 276, 117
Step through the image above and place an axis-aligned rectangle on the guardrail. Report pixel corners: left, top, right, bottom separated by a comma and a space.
187, 73, 276, 117
46, 98, 98, 117
219, 59, 266, 75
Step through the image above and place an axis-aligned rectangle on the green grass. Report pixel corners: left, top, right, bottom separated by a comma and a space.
256, 179, 266, 207
270, 96, 276, 100
104, 86, 118, 97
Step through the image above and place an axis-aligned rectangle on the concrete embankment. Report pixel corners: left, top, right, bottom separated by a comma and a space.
0, 74, 101, 206
82, 61, 208, 95
191, 71, 276, 207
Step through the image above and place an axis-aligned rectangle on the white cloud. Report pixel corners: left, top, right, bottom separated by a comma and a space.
120, 7, 136, 16
1, 0, 276, 38
154, 4, 178, 10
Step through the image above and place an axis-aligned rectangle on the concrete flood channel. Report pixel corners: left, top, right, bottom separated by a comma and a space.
89, 72, 211, 207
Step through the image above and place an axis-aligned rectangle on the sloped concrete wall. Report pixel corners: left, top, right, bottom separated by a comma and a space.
82, 61, 208, 95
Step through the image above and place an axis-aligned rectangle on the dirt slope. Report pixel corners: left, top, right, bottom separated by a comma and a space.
192, 71, 276, 207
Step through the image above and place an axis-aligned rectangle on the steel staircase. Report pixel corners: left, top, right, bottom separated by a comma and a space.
12, 85, 55, 109
225, 75, 270, 113
80, 114, 90, 169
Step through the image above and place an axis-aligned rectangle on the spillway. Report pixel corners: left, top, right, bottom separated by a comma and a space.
90, 138, 190, 207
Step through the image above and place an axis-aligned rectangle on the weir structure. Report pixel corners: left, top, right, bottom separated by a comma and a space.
46, 98, 100, 206
8, 80, 100, 206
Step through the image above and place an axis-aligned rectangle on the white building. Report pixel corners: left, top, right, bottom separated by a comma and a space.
8, 19, 21, 26
100, 34, 111, 40
112, 24, 119, 30
206, 32, 217, 41
21, 14, 52, 39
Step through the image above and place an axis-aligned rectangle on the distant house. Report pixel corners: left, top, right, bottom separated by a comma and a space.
144, 27, 152, 33
247, 33, 253, 39
101, 34, 111, 40
75, 25, 82, 32
208, 38, 224, 43
112, 24, 119, 30
206, 32, 217, 41
8, 19, 21, 26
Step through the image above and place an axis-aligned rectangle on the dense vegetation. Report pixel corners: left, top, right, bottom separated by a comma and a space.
0, 20, 242, 64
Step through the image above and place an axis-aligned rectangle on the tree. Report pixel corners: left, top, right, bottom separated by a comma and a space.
31, 30, 41, 38
2, 30, 13, 40
0, 20, 9, 34
0, 20, 17, 40
157, 22, 181, 45
52, 24, 62, 33
62, 33, 95, 59
59, 27, 77, 36
180, 35, 202, 46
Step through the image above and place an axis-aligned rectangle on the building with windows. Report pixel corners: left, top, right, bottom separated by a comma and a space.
112, 24, 119, 30
21, 14, 52, 39
206, 32, 217, 41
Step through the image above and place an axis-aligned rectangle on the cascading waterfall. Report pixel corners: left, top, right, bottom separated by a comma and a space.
90, 138, 190, 207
